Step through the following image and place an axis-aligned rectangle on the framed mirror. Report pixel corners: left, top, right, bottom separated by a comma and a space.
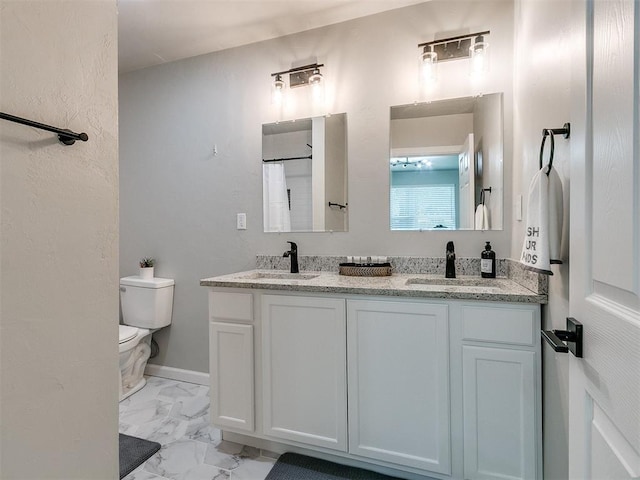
389, 93, 503, 231
263, 113, 348, 232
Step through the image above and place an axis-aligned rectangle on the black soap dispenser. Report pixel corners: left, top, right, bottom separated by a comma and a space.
481, 241, 496, 278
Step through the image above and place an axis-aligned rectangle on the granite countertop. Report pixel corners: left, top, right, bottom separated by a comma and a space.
200, 270, 547, 304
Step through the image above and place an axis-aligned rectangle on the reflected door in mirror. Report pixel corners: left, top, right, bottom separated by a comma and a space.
389, 93, 503, 231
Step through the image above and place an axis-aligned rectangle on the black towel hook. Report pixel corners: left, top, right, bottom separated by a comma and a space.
539, 123, 570, 176
480, 187, 492, 205
539, 129, 555, 176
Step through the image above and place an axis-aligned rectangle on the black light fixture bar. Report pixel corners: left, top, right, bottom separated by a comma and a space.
418, 30, 490, 49
270, 63, 324, 77
0, 111, 89, 145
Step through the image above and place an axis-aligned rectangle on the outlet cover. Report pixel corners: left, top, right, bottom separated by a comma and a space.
237, 213, 247, 230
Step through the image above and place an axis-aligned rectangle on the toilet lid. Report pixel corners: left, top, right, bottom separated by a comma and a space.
119, 325, 139, 344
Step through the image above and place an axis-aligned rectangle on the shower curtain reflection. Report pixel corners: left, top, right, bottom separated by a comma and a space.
263, 163, 291, 232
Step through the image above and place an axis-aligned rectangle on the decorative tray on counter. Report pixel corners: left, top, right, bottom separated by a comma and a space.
338, 262, 392, 277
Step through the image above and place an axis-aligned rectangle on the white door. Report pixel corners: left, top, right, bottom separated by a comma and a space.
346, 299, 451, 474
569, 0, 640, 477
261, 294, 347, 451
459, 133, 475, 229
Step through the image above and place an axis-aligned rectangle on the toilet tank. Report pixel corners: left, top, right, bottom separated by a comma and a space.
120, 276, 175, 329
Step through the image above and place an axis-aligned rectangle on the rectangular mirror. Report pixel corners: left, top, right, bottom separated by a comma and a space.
263, 113, 348, 232
389, 93, 503, 231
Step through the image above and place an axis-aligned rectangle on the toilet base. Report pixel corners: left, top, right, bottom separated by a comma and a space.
119, 332, 152, 402
120, 376, 147, 401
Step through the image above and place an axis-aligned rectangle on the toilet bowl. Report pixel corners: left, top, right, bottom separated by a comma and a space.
119, 276, 174, 401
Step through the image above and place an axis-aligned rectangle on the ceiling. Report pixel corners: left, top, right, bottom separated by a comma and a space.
117, 0, 427, 73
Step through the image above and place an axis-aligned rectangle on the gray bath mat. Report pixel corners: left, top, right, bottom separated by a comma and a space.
119, 433, 161, 479
265, 452, 403, 480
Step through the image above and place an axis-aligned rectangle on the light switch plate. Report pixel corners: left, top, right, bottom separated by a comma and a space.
237, 213, 247, 230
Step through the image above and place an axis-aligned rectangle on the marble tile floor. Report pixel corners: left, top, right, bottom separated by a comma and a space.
119, 376, 276, 480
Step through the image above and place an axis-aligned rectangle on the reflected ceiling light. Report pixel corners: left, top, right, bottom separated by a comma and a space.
270, 63, 325, 104
418, 30, 490, 84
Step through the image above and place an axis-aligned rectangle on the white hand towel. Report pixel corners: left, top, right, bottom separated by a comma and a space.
474, 204, 490, 230
520, 165, 563, 275
483, 205, 490, 230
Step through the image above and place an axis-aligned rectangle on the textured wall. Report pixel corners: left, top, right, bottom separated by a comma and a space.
0, 1, 119, 478
119, 1, 514, 373
512, 1, 572, 479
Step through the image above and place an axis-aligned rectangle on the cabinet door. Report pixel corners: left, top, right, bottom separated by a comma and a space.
262, 295, 347, 451
347, 299, 451, 474
209, 322, 254, 431
462, 346, 536, 480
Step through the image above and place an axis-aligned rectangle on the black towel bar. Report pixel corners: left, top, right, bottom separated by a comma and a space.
328, 202, 347, 210
0, 111, 88, 145
263, 155, 312, 163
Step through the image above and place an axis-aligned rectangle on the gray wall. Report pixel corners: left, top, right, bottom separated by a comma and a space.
0, 1, 119, 478
511, 1, 572, 479
119, 1, 514, 373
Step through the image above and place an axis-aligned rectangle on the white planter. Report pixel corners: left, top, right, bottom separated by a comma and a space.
139, 267, 154, 279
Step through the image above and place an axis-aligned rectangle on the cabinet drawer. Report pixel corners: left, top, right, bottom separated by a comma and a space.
209, 291, 253, 322
461, 304, 536, 346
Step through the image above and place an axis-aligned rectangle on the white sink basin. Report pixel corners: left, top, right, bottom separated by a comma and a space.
405, 277, 486, 286
405, 277, 504, 293
243, 272, 319, 281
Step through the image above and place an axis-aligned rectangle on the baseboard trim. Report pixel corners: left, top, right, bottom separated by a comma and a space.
144, 364, 209, 386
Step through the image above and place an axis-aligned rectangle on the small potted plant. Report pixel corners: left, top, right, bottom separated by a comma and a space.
139, 257, 155, 279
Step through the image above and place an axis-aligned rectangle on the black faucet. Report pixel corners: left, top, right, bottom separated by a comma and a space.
283, 241, 299, 273
445, 241, 456, 278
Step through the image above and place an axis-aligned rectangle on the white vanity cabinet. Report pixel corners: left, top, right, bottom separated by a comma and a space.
261, 294, 347, 451
460, 304, 541, 480
206, 287, 542, 480
346, 299, 451, 474
208, 291, 255, 432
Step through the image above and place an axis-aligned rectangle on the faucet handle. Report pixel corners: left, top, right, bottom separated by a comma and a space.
287, 241, 297, 251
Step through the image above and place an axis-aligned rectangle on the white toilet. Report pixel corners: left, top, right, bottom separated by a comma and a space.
118, 275, 174, 401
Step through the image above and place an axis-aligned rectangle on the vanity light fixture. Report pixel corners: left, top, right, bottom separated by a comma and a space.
270, 63, 325, 104
418, 30, 490, 82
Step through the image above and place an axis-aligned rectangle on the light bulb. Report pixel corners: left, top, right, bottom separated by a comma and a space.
271, 74, 285, 105
309, 68, 325, 104
470, 35, 489, 77
421, 46, 438, 84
